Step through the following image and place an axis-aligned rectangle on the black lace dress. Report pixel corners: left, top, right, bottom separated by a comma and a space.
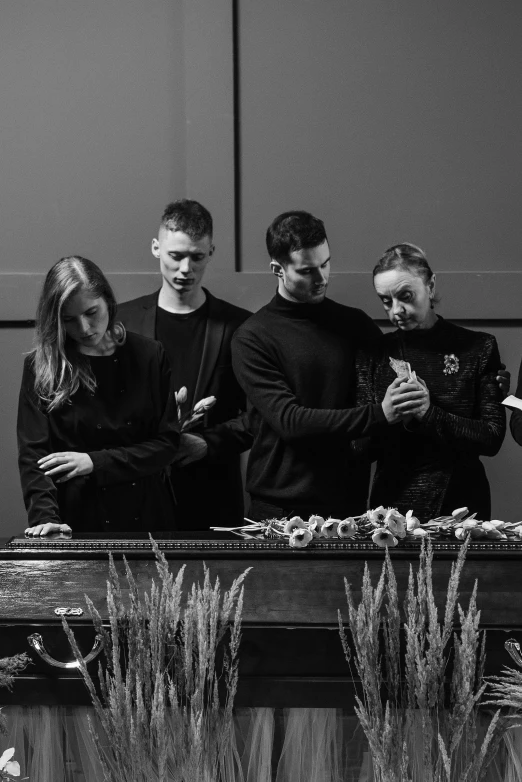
356, 317, 506, 522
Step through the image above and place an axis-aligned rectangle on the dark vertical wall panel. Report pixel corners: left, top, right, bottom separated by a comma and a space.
238, 0, 522, 279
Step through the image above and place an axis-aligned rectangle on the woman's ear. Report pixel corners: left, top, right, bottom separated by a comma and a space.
428, 273, 436, 299
151, 238, 160, 259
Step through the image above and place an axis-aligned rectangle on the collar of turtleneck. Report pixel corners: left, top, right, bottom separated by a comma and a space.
269, 291, 330, 319
398, 315, 446, 342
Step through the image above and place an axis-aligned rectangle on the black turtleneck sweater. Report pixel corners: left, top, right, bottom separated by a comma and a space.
356, 317, 506, 521
231, 293, 384, 516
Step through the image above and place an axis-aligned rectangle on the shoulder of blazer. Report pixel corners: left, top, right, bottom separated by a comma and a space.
117, 290, 159, 318
204, 289, 252, 329
118, 331, 165, 368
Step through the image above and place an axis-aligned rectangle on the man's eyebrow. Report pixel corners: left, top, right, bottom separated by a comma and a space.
300, 256, 331, 270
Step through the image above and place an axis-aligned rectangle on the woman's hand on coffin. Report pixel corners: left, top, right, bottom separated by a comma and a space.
172, 433, 208, 467
24, 522, 72, 537
382, 377, 428, 423
37, 451, 94, 482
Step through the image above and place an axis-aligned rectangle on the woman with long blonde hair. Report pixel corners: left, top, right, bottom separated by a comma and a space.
18, 256, 179, 536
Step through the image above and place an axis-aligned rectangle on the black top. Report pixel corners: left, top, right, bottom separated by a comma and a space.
17, 332, 180, 532
117, 290, 252, 528
155, 299, 208, 410
356, 317, 506, 521
509, 360, 522, 446
231, 292, 385, 516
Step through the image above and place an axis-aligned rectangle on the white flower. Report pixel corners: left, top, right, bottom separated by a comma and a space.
289, 528, 313, 548
384, 509, 407, 539
367, 506, 387, 525
284, 516, 306, 535
322, 518, 340, 538
412, 528, 428, 538
462, 519, 478, 530
307, 515, 325, 537
455, 528, 467, 540
489, 520, 506, 530
481, 523, 505, 540
452, 507, 469, 521
405, 510, 420, 531
371, 528, 398, 548
338, 517, 357, 539
0, 748, 20, 777
512, 525, 522, 538
192, 395, 217, 414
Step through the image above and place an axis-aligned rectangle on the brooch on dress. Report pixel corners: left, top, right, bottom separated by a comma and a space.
443, 354, 459, 375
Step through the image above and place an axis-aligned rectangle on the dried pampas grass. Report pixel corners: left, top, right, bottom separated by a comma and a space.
63, 538, 250, 782
339, 539, 503, 781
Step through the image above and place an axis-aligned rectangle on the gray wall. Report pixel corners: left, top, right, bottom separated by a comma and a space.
1, 1, 522, 535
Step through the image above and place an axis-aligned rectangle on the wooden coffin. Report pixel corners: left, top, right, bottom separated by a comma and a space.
0, 534, 521, 708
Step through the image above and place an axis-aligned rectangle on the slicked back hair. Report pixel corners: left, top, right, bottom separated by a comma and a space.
160, 199, 213, 240
266, 211, 327, 266
373, 242, 434, 285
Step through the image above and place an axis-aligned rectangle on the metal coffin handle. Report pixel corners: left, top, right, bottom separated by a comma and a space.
27, 633, 104, 669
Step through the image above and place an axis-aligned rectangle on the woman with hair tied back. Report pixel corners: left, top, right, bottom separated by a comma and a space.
356, 243, 506, 523
18, 257, 180, 536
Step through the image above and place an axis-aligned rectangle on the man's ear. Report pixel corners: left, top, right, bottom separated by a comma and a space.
429, 273, 436, 298
270, 260, 284, 278
208, 243, 215, 258
151, 238, 160, 259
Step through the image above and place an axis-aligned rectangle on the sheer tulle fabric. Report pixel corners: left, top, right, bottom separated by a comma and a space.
0, 706, 519, 780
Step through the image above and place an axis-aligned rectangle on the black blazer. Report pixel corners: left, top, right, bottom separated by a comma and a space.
117, 289, 252, 528
18, 333, 179, 532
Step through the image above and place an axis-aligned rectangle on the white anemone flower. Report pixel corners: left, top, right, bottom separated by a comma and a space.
384, 509, 407, 539
371, 528, 398, 548
289, 528, 313, 549
322, 518, 340, 538
307, 515, 325, 535
0, 748, 20, 777
338, 517, 357, 539
284, 516, 306, 535
367, 506, 387, 525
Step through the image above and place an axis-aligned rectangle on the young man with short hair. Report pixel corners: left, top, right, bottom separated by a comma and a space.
119, 199, 252, 529
231, 210, 426, 521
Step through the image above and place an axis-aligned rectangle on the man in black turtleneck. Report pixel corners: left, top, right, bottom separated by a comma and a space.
231, 211, 426, 521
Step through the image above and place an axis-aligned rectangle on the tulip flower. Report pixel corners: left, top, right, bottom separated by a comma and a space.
455, 528, 467, 540
412, 528, 428, 538
452, 507, 469, 521
405, 510, 420, 531
0, 748, 20, 777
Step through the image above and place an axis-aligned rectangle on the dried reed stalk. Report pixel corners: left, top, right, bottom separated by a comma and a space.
338, 539, 502, 781
63, 539, 250, 782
